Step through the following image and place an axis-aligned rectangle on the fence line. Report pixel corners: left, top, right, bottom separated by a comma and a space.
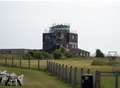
0, 55, 47, 70
46, 61, 91, 87
0, 55, 120, 88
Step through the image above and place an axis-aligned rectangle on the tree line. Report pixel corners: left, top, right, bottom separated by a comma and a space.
28, 48, 105, 59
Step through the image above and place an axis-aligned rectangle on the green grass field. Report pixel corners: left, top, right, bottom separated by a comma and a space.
0, 55, 120, 88
54, 58, 120, 72
0, 55, 120, 72
0, 66, 72, 88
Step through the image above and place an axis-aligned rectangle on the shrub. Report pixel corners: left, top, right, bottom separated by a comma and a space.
64, 52, 73, 58
29, 51, 53, 59
53, 49, 64, 59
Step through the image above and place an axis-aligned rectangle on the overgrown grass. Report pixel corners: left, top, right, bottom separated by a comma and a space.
92, 59, 120, 66
54, 57, 120, 72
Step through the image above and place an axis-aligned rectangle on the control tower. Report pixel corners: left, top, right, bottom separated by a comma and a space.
43, 24, 89, 57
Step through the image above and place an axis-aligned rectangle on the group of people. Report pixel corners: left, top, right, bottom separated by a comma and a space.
0, 70, 24, 86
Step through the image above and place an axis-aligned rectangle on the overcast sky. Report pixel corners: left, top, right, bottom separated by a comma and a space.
0, 0, 120, 55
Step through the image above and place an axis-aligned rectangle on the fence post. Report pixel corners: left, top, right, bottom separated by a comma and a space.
19, 56, 22, 68
81, 68, 83, 75
28, 56, 31, 69
38, 59, 40, 70
80, 68, 84, 88
48, 61, 50, 72
55, 63, 57, 75
52, 62, 54, 74
51, 62, 53, 73
56, 63, 58, 76
95, 71, 101, 88
87, 68, 90, 74
46, 60, 49, 71
50, 61, 52, 72
73, 67, 77, 86
115, 72, 118, 88
64, 65, 68, 83
69, 66, 72, 85
61, 64, 64, 80
5, 57, 7, 66
58, 64, 61, 80
11, 56, 14, 67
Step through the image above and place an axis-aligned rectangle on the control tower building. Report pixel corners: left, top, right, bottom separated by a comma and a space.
43, 24, 89, 57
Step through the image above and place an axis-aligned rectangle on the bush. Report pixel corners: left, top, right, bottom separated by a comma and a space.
29, 51, 53, 59
53, 49, 64, 59
64, 52, 73, 58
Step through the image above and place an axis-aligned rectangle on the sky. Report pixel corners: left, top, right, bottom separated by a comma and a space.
0, 0, 120, 56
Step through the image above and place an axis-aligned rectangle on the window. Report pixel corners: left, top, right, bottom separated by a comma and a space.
72, 35, 75, 39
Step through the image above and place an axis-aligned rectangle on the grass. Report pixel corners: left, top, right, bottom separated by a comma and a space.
0, 66, 72, 88
101, 76, 120, 88
0, 56, 120, 72
54, 58, 120, 72
0, 55, 120, 88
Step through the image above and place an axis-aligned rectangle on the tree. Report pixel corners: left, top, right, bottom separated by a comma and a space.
95, 49, 105, 57
29, 51, 53, 59
53, 49, 64, 59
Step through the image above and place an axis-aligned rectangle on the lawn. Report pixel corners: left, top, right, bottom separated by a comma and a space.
0, 66, 72, 88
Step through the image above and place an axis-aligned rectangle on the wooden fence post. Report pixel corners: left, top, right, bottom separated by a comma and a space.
46, 60, 49, 71
58, 64, 61, 80
38, 59, 40, 70
79, 68, 84, 88
52, 62, 54, 74
61, 64, 64, 80
5, 57, 7, 66
56, 63, 58, 76
48, 61, 50, 72
69, 66, 72, 85
81, 68, 83, 75
95, 71, 101, 88
64, 65, 68, 83
87, 68, 90, 74
50, 62, 53, 73
19, 56, 22, 68
55, 63, 57, 75
11, 56, 14, 67
50, 61, 52, 72
51, 62, 53, 73
73, 67, 77, 86
115, 72, 118, 88
28, 56, 31, 69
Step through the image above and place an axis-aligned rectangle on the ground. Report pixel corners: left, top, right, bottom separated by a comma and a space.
0, 66, 72, 88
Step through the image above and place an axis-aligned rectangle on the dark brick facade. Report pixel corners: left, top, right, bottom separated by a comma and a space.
43, 24, 90, 57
